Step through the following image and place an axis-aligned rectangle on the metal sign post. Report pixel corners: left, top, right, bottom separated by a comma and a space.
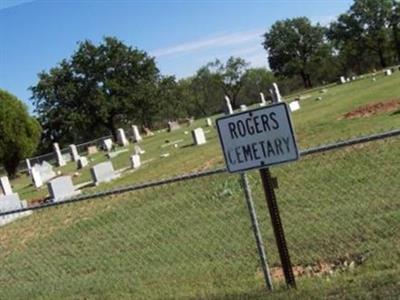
216, 102, 299, 289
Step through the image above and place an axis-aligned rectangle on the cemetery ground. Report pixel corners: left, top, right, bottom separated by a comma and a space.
1, 71, 399, 299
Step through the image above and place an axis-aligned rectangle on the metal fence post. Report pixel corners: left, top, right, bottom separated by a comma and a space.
240, 173, 273, 291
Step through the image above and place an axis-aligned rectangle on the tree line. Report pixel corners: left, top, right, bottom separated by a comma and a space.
1, 0, 399, 177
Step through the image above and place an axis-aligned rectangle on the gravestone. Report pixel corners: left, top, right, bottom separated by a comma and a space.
0, 193, 31, 227
385, 69, 392, 76
31, 167, 43, 188
53, 143, 66, 167
90, 161, 120, 185
224, 95, 234, 114
167, 121, 180, 132
26, 159, 32, 174
77, 156, 89, 169
186, 117, 195, 126
132, 125, 142, 142
47, 176, 81, 202
192, 128, 207, 145
69, 144, 80, 161
259, 92, 267, 107
270, 83, 282, 103
106, 149, 128, 159
134, 145, 145, 155
240, 104, 248, 111
206, 118, 213, 127
0, 176, 13, 195
346, 78, 350, 82
102, 138, 113, 152
340, 76, 346, 84
130, 154, 141, 169
289, 101, 300, 112
143, 126, 154, 136
31, 161, 56, 188
87, 145, 98, 155
351, 76, 356, 81
117, 128, 129, 147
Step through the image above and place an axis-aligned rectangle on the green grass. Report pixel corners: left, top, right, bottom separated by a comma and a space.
1, 71, 399, 299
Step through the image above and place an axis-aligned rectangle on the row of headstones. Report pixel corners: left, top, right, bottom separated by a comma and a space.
340, 67, 398, 84
0, 177, 31, 226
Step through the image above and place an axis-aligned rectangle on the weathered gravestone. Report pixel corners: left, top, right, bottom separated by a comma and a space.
240, 104, 248, 111
26, 159, 32, 174
206, 118, 213, 127
130, 154, 141, 169
385, 69, 392, 76
87, 145, 98, 155
0, 193, 31, 227
31, 167, 43, 188
77, 156, 89, 169
259, 92, 267, 107
132, 125, 142, 142
224, 95, 234, 114
192, 128, 207, 145
102, 138, 113, 152
69, 144, 80, 161
90, 161, 120, 185
269, 83, 282, 103
340, 76, 346, 84
53, 143, 66, 167
48, 176, 81, 202
0, 176, 13, 195
117, 128, 129, 147
31, 161, 56, 188
167, 121, 181, 132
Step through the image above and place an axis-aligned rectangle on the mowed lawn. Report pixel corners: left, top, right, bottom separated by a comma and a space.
0, 71, 399, 299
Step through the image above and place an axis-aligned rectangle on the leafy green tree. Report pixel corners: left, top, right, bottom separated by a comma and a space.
0, 89, 41, 177
390, 0, 400, 62
263, 17, 328, 88
31, 37, 160, 147
238, 68, 275, 105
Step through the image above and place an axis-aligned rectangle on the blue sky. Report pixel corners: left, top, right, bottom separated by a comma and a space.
0, 0, 352, 112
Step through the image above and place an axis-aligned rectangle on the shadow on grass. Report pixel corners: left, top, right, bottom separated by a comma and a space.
391, 109, 400, 116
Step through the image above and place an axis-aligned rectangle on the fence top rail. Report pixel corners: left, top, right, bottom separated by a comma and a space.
2, 129, 399, 217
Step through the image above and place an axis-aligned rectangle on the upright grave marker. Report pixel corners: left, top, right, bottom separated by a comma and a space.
69, 144, 80, 161
216, 102, 299, 288
0, 176, 13, 195
53, 143, 66, 167
117, 128, 129, 147
132, 125, 142, 143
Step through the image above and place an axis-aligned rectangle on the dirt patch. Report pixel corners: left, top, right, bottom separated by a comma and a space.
341, 99, 400, 120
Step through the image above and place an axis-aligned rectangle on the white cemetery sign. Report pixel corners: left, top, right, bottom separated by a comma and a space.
0, 176, 13, 195
69, 144, 80, 161
132, 125, 142, 142
47, 176, 81, 202
117, 128, 129, 146
53, 143, 66, 167
216, 103, 299, 173
192, 128, 207, 145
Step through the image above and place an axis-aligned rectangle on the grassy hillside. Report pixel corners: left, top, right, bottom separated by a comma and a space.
1, 71, 399, 299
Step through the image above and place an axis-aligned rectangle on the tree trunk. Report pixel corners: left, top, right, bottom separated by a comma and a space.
306, 74, 313, 88
300, 71, 308, 89
377, 47, 387, 68
392, 25, 400, 63
107, 116, 118, 142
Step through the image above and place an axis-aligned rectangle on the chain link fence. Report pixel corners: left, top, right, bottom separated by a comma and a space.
1, 131, 399, 299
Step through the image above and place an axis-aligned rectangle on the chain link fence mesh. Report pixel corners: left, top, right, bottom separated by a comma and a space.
0, 133, 399, 299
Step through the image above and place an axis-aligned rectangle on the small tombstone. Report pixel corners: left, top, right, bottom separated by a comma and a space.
0, 176, 13, 195
87, 145, 98, 155
90, 161, 119, 185
102, 138, 113, 152
192, 128, 207, 145
77, 156, 89, 169
384, 69, 392, 76
289, 101, 300, 112
117, 128, 129, 147
206, 118, 213, 127
320, 89, 327, 94
69, 144, 80, 161
167, 121, 181, 132
47, 176, 80, 202
270, 83, 282, 103
186, 117, 195, 126
132, 125, 142, 143
224, 95, 234, 114
351, 76, 356, 81
0, 193, 31, 227
346, 78, 350, 82
240, 104, 248, 111
134, 145, 145, 155
130, 154, 141, 169
259, 92, 267, 107
340, 76, 346, 84
26, 159, 32, 174
316, 96, 323, 101
143, 126, 154, 136
53, 143, 66, 167
31, 167, 43, 188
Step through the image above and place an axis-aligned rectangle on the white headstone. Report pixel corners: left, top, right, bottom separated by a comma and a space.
103, 138, 113, 152
26, 159, 32, 173
0, 193, 32, 227
240, 104, 248, 111
47, 176, 80, 202
90, 161, 120, 185
69, 144, 80, 161
167, 121, 180, 132
87, 145, 98, 155
270, 83, 282, 103
346, 78, 350, 82
259, 92, 267, 106
77, 156, 89, 169
192, 128, 207, 145
53, 143, 66, 167
340, 76, 346, 84
117, 128, 129, 147
132, 125, 142, 143
0, 176, 13, 195
224, 95, 234, 114
289, 101, 300, 112
130, 154, 141, 169
384, 69, 392, 76
206, 118, 213, 127
31, 167, 43, 188
134, 145, 145, 155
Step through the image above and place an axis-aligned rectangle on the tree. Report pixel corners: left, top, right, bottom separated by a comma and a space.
390, 0, 400, 62
238, 68, 275, 105
31, 37, 160, 147
263, 17, 328, 88
0, 89, 41, 177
